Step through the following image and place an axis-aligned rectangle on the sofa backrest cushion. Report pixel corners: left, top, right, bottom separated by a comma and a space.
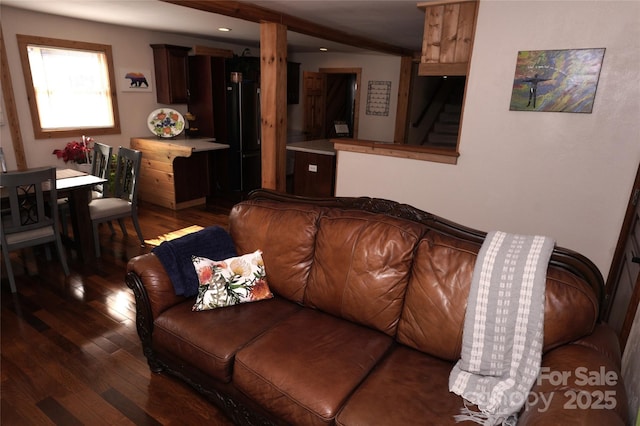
304, 210, 425, 336
229, 200, 320, 304
541, 267, 600, 351
397, 231, 600, 361
396, 233, 475, 361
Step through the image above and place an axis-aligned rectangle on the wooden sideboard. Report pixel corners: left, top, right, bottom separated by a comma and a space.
130, 137, 229, 210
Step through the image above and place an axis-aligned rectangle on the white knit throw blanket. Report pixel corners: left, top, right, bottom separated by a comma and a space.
449, 231, 555, 425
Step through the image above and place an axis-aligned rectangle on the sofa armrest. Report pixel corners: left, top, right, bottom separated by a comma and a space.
126, 252, 187, 317
126, 253, 188, 367
571, 323, 622, 370
518, 325, 628, 425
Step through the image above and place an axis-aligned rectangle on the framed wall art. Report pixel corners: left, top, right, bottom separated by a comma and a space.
366, 80, 391, 116
119, 68, 152, 92
509, 48, 605, 113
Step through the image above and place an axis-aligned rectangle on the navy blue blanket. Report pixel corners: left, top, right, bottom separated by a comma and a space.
152, 226, 237, 297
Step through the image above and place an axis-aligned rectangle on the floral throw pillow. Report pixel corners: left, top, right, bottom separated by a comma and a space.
192, 250, 273, 311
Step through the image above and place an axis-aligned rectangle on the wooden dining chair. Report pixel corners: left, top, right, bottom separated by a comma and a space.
1, 167, 70, 293
89, 146, 144, 257
89, 142, 114, 198
59, 142, 113, 235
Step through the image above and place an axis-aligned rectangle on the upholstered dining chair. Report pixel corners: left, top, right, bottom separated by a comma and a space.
89, 146, 144, 257
1, 167, 70, 293
59, 142, 113, 235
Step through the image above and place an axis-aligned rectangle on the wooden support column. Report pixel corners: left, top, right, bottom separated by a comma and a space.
0, 25, 27, 170
394, 56, 413, 144
260, 22, 287, 192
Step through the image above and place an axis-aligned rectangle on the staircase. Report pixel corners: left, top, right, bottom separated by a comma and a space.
417, 76, 465, 149
422, 103, 461, 148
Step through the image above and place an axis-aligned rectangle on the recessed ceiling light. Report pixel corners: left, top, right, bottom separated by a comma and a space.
319, 47, 328, 52
218, 27, 231, 32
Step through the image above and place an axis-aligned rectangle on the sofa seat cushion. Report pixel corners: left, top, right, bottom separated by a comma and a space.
336, 345, 464, 426
233, 308, 393, 425
153, 297, 300, 382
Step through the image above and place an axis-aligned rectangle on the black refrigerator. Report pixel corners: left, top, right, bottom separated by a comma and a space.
226, 77, 261, 193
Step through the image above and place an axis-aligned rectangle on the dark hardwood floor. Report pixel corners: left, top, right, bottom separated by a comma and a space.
1, 201, 236, 425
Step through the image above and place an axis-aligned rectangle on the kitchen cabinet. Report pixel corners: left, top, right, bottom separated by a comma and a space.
150, 44, 191, 104
130, 136, 229, 210
287, 139, 335, 198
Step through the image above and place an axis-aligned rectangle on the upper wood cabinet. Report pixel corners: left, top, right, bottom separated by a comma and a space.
150, 44, 191, 104
417, 0, 478, 76
188, 55, 228, 139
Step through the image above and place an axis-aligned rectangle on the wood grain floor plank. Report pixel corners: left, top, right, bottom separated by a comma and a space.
101, 387, 162, 426
56, 389, 134, 426
1, 313, 68, 401
1, 398, 55, 425
36, 396, 84, 426
2, 201, 236, 425
92, 346, 232, 425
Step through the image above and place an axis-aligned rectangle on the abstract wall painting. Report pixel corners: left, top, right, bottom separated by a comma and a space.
509, 48, 605, 113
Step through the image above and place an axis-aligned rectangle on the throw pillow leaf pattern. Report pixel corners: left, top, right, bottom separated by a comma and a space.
192, 250, 273, 311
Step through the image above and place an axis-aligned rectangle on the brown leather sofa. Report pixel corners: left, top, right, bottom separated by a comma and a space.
126, 190, 628, 425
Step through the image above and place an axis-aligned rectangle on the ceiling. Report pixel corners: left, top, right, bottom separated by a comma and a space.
2, 0, 427, 55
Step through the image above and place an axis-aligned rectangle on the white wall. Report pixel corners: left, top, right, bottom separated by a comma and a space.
288, 51, 401, 142
0, 6, 254, 170
336, 0, 640, 278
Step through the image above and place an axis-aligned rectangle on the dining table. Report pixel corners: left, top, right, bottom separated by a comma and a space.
55, 168, 107, 261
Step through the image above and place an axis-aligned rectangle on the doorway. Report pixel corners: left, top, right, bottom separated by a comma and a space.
303, 68, 361, 141
324, 73, 356, 138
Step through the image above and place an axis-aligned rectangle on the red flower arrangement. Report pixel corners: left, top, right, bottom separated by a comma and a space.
53, 136, 93, 164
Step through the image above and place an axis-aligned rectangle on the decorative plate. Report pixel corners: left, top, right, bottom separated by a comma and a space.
147, 108, 185, 138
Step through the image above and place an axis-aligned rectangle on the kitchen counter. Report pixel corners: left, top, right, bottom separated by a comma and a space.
134, 136, 229, 153
286, 139, 335, 156
130, 136, 229, 210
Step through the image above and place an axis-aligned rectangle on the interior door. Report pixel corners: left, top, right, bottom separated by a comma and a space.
303, 71, 326, 140
606, 164, 640, 350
